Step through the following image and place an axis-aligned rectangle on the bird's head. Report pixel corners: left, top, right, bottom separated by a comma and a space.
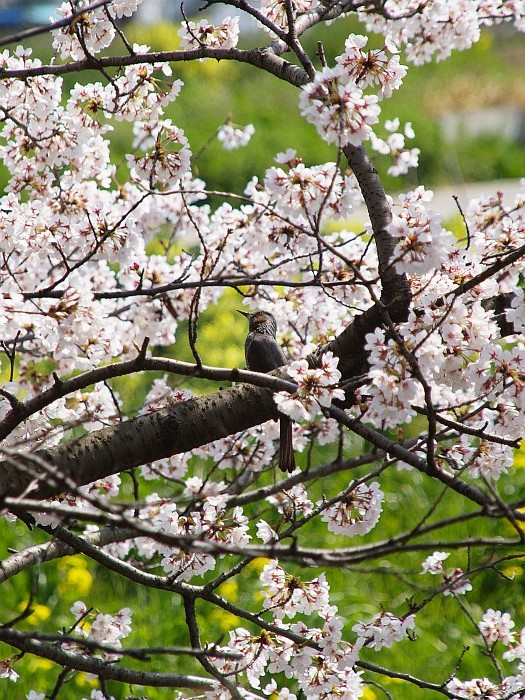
238, 309, 278, 336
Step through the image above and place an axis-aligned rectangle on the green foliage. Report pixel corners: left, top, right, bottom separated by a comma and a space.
119, 18, 525, 195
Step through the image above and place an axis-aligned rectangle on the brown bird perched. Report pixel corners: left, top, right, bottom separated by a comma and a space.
238, 309, 295, 473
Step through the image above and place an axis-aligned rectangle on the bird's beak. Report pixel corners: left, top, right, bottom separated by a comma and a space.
237, 310, 250, 318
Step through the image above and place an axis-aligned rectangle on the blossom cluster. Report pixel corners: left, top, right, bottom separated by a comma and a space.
66, 601, 133, 660
299, 34, 409, 148
0, 1, 524, 697
299, 66, 380, 147
321, 481, 384, 536
370, 118, 420, 176
357, 183, 525, 478
178, 16, 240, 52
447, 608, 525, 699
420, 551, 473, 596
274, 352, 345, 421
208, 561, 413, 698
217, 121, 255, 150
360, 0, 525, 64
258, 0, 318, 31
265, 149, 362, 223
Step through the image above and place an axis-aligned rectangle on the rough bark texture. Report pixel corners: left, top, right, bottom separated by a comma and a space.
0, 383, 279, 500
307, 144, 410, 377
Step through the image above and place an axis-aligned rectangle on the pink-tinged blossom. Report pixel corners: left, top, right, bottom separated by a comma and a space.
447, 675, 522, 699
321, 481, 384, 536
265, 152, 361, 221
0, 659, 19, 682
85, 690, 116, 700
135, 492, 250, 580
110, 0, 144, 18
65, 603, 132, 662
420, 551, 450, 575
259, 0, 318, 31
479, 609, 516, 646
178, 16, 240, 51
107, 53, 180, 122
466, 440, 514, 481
359, 0, 483, 64
370, 118, 419, 176
506, 287, 525, 335
362, 327, 421, 428
275, 352, 345, 421
264, 681, 297, 700
51, 3, 116, 60
267, 483, 314, 520
335, 34, 407, 98
299, 67, 380, 147
217, 121, 255, 150
353, 611, 415, 651
443, 568, 473, 597
126, 120, 191, 188
257, 520, 279, 543
389, 186, 457, 275
260, 560, 330, 619
503, 626, 525, 662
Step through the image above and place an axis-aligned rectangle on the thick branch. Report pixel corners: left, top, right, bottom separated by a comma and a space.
308, 144, 411, 376
0, 381, 278, 500
0, 46, 309, 86
0, 627, 216, 689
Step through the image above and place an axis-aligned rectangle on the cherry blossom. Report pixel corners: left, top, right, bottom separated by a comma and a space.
443, 568, 473, 597
275, 352, 345, 421
389, 186, 457, 275
178, 16, 240, 51
0, 1, 524, 697
51, 3, 116, 61
370, 118, 420, 176
0, 659, 19, 682
353, 611, 415, 651
447, 675, 523, 699
217, 121, 255, 150
265, 151, 362, 222
299, 67, 380, 147
479, 609, 516, 646
420, 551, 450, 575
258, 0, 318, 31
321, 481, 384, 536
260, 560, 331, 619
126, 119, 191, 188
65, 602, 132, 662
335, 34, 407, 98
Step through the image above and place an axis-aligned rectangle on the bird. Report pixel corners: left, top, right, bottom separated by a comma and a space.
238, 309, 295, 473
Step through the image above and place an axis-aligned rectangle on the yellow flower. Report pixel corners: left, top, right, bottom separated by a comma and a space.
207, 608, 240, 632
245, 557, 270, 573
57, 557, 93, 596
218, 580, 238, 602
19, 602, 51, 624
28, 657, 54, 673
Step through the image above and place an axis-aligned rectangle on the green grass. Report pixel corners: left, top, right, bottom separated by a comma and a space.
2, 453, 523, 698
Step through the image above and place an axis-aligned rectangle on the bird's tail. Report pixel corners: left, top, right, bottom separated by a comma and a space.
279, 415, 295, 473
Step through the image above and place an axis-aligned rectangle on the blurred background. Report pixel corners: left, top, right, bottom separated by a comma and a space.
0, 0, 524, 205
